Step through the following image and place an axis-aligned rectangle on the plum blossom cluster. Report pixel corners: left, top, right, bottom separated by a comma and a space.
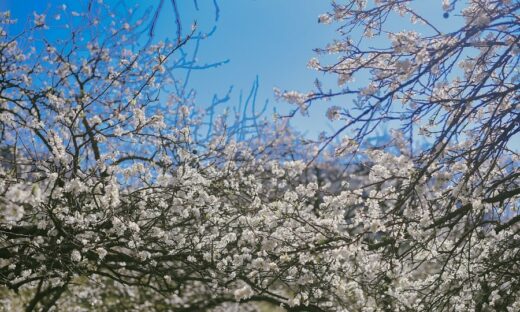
292, 0, 520, 310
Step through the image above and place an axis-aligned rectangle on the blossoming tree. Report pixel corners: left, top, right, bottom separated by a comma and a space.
1, 0, 519, 311
276, 0, 520, 310
0, 2, 353, 311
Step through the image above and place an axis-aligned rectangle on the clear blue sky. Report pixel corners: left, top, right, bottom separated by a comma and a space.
159, 0, 339, 137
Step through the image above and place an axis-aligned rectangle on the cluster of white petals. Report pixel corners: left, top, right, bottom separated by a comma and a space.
0, 1, 519, 311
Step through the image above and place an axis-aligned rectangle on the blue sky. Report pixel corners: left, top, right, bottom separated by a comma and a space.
159, 0, 338, 137
149, 0, 458, 140
0, 0, 338, 137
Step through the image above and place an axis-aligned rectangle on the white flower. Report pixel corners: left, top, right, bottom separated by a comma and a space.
360, 83, 378, 96
442, 0, 451, 11
280, 254, 291, 262
128, 221, 140, 233
132, 107, 145, 125
318, 14, 332, 24
113, 126, 124, 137
33, 13, 46, 27
326, 106, 342, 121
138, 251, 151, 261
307, 57, 320, 69
234, 284, 253, 301
96, 247, 107, 260
474, 14, 490, 27
71, 250, 82, 262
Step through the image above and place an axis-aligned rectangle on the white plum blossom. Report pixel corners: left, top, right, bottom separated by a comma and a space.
234, 284, 254, 301
326, 105, 342, 121
96, 248, 108, 260
71, 250, 82, 262
33, 12, 46, 27
318, 14, 332, 24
